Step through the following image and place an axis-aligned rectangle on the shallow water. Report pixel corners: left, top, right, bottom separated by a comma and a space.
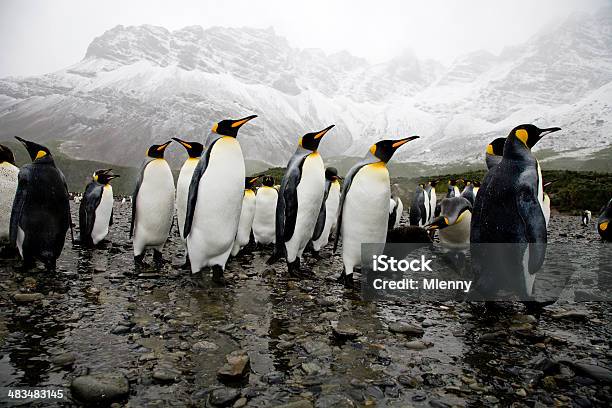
0, 205, 610, 407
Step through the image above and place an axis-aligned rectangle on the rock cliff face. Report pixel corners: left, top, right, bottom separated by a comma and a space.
0, 8, 610, 167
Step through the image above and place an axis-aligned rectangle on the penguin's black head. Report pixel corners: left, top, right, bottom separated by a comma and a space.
486, 137, 506, 157
0, 144, 16, 165
369, 136, 420, 163
212, 115, 258, 138
172, 137, 204, 158
426, 197, 472, 231
15, 136, 52, 162
93, 169, 120, 185
474, 181, 481, 187
325, 167, 339, 181
262, 175, 275, 187
508, 124, 561, 150
299, 125, 335, 151
244, 176, 259, 190
449, 180, 456, 186
147, 141, 172, 159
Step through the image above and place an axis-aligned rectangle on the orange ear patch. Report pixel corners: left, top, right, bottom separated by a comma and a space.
515, 129, 529, 145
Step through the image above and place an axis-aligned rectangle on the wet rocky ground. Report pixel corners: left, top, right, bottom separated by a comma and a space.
0, 204, 610, 407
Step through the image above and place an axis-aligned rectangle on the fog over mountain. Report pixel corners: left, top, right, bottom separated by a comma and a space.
0, 8, 610, 168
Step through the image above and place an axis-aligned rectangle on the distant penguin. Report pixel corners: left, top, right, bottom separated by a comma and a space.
597, 199, 611, 242
461, 181, 476, 206
79, 169, 119, 247
184, 115, 257, 284
253, 175, 278, 245
121, 197, 126, 205
269, 125, 334, 276
582, 210, 591, 227
427, 196, 472, 248
173, 137, 204, 267
471, 124, 561, 297
10, 137, 72, 271
446, 180, 461, 198
130, 141, 175, 267
335, 136, 420, 287
311, 167, 341, 252
0, 145, 18, 244
485, 137, 506, 170
231, 176, 259, 256
424, 181, 437, 224
409, 184, 428, 226
388, 184, 403, 230
473, 181, 480, 198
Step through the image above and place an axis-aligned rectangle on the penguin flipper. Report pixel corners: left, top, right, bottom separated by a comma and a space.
80, 182, 103, 244
517, 190, 547, 274
130, 158, 154, 238
312, 180, 331, 242
9, 167, 30, 246
280, 161, 303, 243
333, 161, 367, 253
183, 142, 214, 238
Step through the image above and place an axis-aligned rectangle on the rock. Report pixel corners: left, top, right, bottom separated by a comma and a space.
315, 394, 354, 408
429, 400, 451, 408
542, 376, 556, 390
209, 387, 240, 407
397, 374, 420, 388
515, 388, 527, 397
13, 293, 44, 303
262, 371, 284, 384
551, 310, 589, 320
233, 397, 247, 408
192, 340, 219, 352
388, 322, 424, 336
71, 373, 129, 403
50, 352, 76, 367
301, 362, 321, 375
564, 361, 612, 383
404, 340, 434, 350
217, 350, 250, 381
152, 367, 181, 383
111, 325, 131, 335
331, 322, 362, 339
273, 401, 314, 408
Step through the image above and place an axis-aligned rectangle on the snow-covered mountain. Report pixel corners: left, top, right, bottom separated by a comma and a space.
0, 8, 610, 169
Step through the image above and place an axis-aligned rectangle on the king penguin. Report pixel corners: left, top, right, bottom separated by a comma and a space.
130, 141, 175, 267
253, 175, 278, 245
597, 199, 611, 242
427, 196, 472, 248
581, 210, 591, 227
231, 176, 259, 256
461, 181, 476, 206
388, 184, 403, 230
409, 184, 428, 226
311, 167, 341, 253
172, 137, 204, 267
184, 115, 257, 284
0, 145, 19, 245
79, 169, 119, 247
485, 137, 506, 170
446, 179, 461, 198
335, 136, 420, 287
269, 125, 334, 276
425, 181, 437, 224
471, 124, 561, 298
10, 137, 72, 271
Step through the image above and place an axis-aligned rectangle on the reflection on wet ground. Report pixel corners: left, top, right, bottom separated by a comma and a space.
0, 204, 610, 407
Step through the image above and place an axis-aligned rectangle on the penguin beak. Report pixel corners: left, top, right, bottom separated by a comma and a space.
314, 124, 335, 139
391, 136, 420, 150
543, 179, 557, 188
157, 141, 172, 151
539, 127, 561, 137
426, 216, 450, 231
231, 115, 258, 128
249, 177, 259, 184
172, 137, 192, 149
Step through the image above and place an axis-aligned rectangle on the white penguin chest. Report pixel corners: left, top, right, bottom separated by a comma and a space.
135, 159, 175, 233
92, 185, 114, 244
295, 153, 325, 225
0, 162, 19, 240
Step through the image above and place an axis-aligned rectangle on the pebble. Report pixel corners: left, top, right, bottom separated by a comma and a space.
388, 322, 424, 336
13, 293, 44, 303
404, 340, 434, 350
50, 352, 76, 367
152, 367, 181, 383
209, 387, 240, 407
71, 373, 129, 403
192, 340, 219, 352
273, 401, 314, 408
217, 350, 250, 381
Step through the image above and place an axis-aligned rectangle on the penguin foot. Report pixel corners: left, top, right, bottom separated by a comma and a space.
266, 251, 281, 265
153, 250, 165, 267
180, 256, 191, 271
134, 254, 147, 269
287, 259, 303, 278
336, 270, 355, 289
212, 266, 226, 286
184, 272, 206, 288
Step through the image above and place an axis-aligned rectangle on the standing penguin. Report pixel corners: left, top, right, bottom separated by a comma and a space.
269, 125, 334, 276
10, 137, 72, 271
231, 176, 259, 256
485, 137, 506, 170
253, 175, 278, 245
427, 197, 472, 248
388, 184, 404, 230
335, 136, 420, 287
409, 184, 428, 226
425, 181, 437, 224
0, 145, 19, 244
597, 199, 611, 242
582, 210, 592, 227
173, 137, 204, 268
473, 181, 480, 198
79, 169, 119, 247
131, 141, 175, 267
446, 180, 461, 198
311, 167, 341, 253
471, 124, 561, 297
184, 115, 257, 284
461, 181, 476, 206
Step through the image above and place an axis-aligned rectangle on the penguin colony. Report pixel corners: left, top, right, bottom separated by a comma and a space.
1, 121, 610, 289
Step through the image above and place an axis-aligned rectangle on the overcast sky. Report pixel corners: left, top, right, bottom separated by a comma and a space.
0, 0, 606, 77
